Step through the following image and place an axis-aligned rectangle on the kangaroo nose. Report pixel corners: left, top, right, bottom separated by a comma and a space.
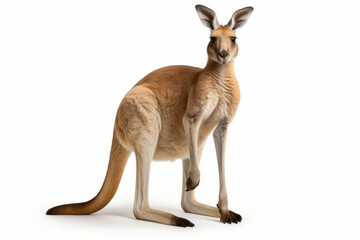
219, 50, 228, 59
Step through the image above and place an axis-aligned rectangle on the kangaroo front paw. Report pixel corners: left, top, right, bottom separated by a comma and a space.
171, 216, 195, 227
217, 204, 242, 224
186, 176, 200, 191
186, 170, 200, 191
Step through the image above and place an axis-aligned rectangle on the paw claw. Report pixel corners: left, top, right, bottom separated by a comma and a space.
172, 216, 195, 227
218, 207, 242, 224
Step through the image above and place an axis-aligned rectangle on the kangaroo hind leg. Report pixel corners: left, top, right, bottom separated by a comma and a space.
133, 142, 194, 227
122, 86, 193, 227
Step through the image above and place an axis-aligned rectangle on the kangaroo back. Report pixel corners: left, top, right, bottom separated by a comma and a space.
46, 129, 130, 215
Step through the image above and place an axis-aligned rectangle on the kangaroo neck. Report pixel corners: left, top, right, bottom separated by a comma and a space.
202, 59, 235, 81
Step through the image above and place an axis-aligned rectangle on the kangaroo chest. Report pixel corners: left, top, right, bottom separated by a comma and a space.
197, 81, 240, 143
204, 79, 239, 122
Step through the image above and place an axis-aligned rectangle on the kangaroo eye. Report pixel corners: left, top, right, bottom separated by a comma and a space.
230, 37, 236, 43
210, 37, 216, 43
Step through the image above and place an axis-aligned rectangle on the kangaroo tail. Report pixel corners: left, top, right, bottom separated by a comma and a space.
46, 129, 130, 215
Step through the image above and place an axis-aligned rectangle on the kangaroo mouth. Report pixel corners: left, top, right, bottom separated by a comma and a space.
217, 57, 229, 64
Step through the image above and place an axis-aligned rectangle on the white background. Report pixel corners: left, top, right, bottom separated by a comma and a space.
0, 0, 359, 239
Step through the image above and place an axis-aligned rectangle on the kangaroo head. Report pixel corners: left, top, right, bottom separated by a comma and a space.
195, 5, 253, 65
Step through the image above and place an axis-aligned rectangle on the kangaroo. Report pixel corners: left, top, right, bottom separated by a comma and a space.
47, 5, 253, 227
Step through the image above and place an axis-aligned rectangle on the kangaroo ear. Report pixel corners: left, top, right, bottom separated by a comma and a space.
227, 7, 254, 31
195, 5, 220, 31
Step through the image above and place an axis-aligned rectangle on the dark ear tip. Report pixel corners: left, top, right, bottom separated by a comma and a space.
195, 4, 214, 13
247, 6, 254, 12
195, 5, 203, 10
